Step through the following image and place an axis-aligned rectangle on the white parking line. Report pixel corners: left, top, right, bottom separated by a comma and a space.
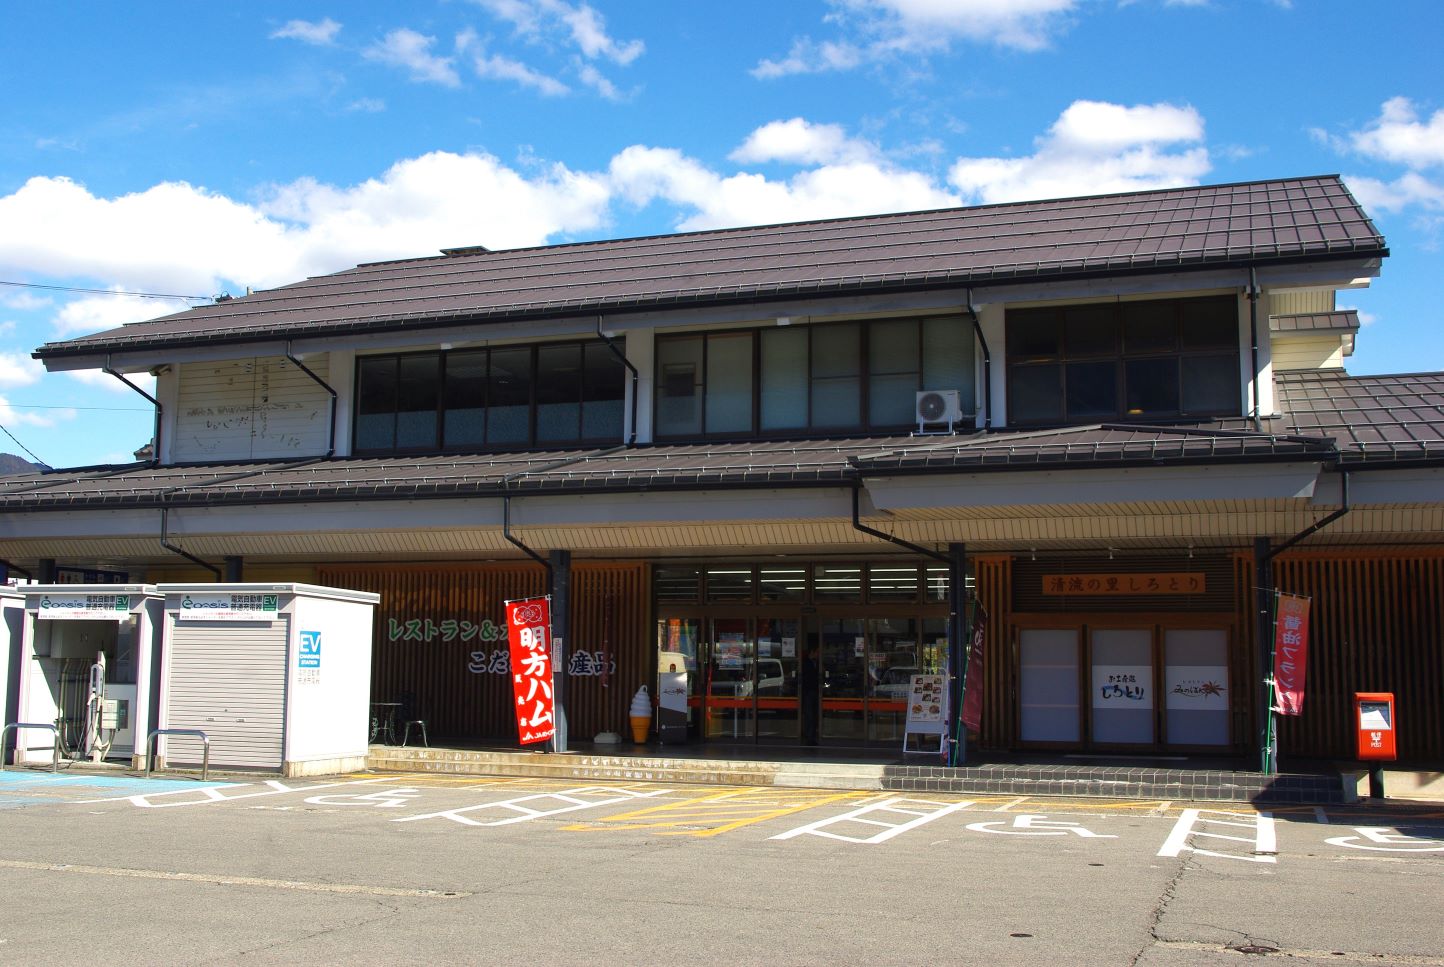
1324, 826, 1444, 852
76, 777, 394, 809
1158, 808, 1277, 863
393, 785, 665, 828
771, 797, 974, 845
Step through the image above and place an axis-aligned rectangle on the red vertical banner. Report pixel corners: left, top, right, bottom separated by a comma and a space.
1271, 593, 1311, 716
506, 596, 555, 745
960, 605, 988, 732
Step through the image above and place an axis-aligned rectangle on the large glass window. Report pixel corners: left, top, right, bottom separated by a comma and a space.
1006, 296, 1239, 425
655, 315, 975, 440
353, 340, 625, 453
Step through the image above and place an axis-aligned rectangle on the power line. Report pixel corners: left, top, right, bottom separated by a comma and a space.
0, 421, 50, 469
0, 279, 212, 301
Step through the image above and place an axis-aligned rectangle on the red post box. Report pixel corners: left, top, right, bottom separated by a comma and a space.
1354, 692, 1396, 761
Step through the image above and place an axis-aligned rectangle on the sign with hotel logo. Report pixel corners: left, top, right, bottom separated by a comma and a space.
1042, 573, 1206, 596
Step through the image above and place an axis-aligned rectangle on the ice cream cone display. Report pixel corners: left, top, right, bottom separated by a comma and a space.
629, 685, 652, 742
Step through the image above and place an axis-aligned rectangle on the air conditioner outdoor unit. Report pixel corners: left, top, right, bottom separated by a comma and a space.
915, 389, 963, 433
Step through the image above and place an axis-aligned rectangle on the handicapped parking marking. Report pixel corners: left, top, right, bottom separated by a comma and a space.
74, 776, 395, 808
771, 797, 974, 845
965, 814, 1117, 838
0, 771, 241, 808
304, 788, 423, 808
1324, 826, 1444, 853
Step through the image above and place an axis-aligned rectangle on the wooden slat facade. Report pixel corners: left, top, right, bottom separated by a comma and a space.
317, 562, 648, 743
974, 556, 1013, 750
1268, 550, 1444, 763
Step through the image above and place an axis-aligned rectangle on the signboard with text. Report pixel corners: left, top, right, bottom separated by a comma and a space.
37, 593, 133, 620
178, 592, 280, 622
506, 596, 555, 745
960, 606, 988, 732
1043, 573, 1205, 596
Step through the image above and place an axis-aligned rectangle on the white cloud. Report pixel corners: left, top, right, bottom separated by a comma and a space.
1349, 97, 1444, 169
0, 351, 43, 388
1345, 172, 1444, 214
473, 51, 570, 95
474, 0, 643, 65
609, 146, 958, 232
0, 152, 614, 327
755, 0, 1077, 76
363, 29, 461, 87
0, 289, 52, 311
346, 98, 387, 113
271, 18, 342, 45
0, 394, 62, 430
948, 100, 1209, 204
730, 118, 877, 166
52, 293, 190, 337
65, 368, 157, 395
575, 62, 622, 101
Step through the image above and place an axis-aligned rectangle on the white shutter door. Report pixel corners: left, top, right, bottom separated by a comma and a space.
165, 618, 288, 769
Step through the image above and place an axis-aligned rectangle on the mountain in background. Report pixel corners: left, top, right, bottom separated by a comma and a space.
0, 452, 41, 475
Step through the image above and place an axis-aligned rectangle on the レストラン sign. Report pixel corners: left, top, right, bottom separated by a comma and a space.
178, 593, 280, 622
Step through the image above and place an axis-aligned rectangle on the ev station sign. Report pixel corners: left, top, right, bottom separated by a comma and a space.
178, 593, 280, 622
37, 593, 133, 620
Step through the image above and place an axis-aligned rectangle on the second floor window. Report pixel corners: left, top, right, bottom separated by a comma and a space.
1006, 295, 1241, 425
655, 316, 975, 439
355, 340, 625, 453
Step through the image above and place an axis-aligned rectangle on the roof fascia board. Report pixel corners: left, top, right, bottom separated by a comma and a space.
863, 463, 1325, 511
1336, 466, 1444, 506
40, 315, 604, 374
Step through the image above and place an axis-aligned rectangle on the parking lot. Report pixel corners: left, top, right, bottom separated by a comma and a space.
1, 769, 1441, 965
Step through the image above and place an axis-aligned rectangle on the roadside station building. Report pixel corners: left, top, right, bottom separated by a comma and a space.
5, 175, 1441, 767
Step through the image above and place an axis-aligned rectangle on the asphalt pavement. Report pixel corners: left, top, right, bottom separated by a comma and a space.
0, 769, 1440, 966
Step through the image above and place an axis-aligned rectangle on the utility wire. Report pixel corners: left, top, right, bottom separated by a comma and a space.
5, 404, 152, 412
0, 421, 51, 470
0, 279, 212, 302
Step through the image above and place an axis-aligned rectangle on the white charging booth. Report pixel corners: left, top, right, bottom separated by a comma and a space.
1, 588, 24, 760
155, 584, 379, 776
14, 585, 163, 766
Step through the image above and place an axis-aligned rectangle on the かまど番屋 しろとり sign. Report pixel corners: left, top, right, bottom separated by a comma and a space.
506, 597, 554, 745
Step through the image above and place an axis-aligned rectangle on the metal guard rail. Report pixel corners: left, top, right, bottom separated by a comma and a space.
145, 728, 210, 781
1, 722, 61, 772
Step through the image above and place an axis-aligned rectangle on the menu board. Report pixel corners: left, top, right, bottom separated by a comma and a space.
903, 674, 948, 737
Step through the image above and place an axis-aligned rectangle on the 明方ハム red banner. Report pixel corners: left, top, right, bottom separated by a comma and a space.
506, 596, 554, 744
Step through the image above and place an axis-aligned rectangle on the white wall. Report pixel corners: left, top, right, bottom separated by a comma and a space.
1270, 335, 1347, 372
172, 355, 333, 462
283, 591, 376, 769
1, 591, 22, 742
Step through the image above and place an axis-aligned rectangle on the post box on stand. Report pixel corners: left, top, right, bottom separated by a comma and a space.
1354, 691, 1395, 800
1355, 692, 1397, 760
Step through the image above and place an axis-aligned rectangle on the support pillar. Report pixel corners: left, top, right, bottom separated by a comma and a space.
37, 559, 56, 583
1254, 537, 1276, 774
947, 542, 967, 767
549, 549, 571, 754
223, 556, 244, 582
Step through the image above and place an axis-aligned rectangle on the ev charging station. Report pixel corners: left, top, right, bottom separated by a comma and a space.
14, 585, 164, 767
155, 584, 379, 776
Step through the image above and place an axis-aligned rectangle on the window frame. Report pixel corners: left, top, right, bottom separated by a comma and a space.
1005, 296, 1240, 427
652, 315, 976, 442
351, 339, 627, 455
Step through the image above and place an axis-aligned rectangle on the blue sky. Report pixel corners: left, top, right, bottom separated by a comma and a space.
1, 0, 1440, 469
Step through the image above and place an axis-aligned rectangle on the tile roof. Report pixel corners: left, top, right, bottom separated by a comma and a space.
1270, 310, 1360, 333
1275, 370, 1444, 462
37, 175, 1386, 358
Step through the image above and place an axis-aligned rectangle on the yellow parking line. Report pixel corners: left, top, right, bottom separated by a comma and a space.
563, 788, 872, 837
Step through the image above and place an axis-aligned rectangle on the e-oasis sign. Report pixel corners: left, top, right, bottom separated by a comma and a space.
178, 593, 281, 622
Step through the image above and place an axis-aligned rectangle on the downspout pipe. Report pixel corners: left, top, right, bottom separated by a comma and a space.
1264, 466, 1351, 563
160, 507, 221, 580
965, 288, 992, 431
1247, 267, 1262, 432
850, 481, 949, 565
104, 354, 161, 466
285, 341, 337, 458
503, 492, 552, 582
596, 317, 638, 446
